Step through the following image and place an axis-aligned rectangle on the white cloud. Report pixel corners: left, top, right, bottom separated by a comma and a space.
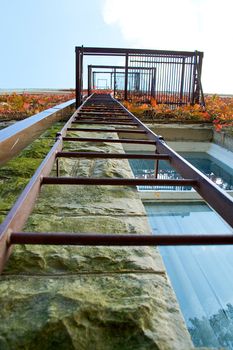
103, 0, 233, 93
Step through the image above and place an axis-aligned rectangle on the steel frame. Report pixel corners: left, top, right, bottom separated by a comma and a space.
0, 93, 232, 273
76, 46, 205, 107
88, 64, 156, 98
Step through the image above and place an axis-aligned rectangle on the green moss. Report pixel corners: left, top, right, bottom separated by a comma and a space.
17, 139, 54, 159
0, 275, 162, 350
0, 178, 29, 211
0, 121, 65, 224
39, 122, 64, 138
0, 158, 42, 178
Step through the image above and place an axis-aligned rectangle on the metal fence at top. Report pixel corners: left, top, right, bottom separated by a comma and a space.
76, 46, 205, 107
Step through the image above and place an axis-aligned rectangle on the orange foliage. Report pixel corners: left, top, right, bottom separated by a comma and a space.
0, 92, 75, 119
150, 97, 157, 107
1, 92, 232, 133
123, 95, 233, 132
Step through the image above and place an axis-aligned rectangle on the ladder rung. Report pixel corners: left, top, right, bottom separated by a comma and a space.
10, 232, 233, 246
67, 128, 146, 133
78, 112, 128, 116
75, 118, 132, 122
72, 121, 138, 126
56, 152, 170, 160
62, 137, 155, 144
42, 177, 197, 187
80, 108, 123, 112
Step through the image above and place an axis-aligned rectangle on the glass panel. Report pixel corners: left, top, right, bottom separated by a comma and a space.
145, 202, 233, 349
128, 152, 233, 191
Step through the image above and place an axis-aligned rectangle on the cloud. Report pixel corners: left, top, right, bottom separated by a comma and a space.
103, 0, 233, 93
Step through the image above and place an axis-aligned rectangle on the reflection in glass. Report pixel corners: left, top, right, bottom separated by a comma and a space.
145, 202, 233, 349
129, 152, 233, 191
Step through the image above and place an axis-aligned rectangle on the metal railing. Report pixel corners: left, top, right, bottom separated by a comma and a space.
0, 93, 232, 274
76, 46, 205, 107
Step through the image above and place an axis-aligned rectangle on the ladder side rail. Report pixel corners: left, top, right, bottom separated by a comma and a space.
0, 95, 94, 272
112, 96, 233, 228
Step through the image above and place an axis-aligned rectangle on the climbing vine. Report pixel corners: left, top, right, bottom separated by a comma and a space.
0, 92, 232, 133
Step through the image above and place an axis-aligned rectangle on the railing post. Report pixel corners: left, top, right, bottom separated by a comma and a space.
80, 46, 84, 103
114, 68, 116, 98
191, 53, 197, 105
195, 51, 205, 108
124, 53, 129, 101
88, 65, 92, 96
75, 47, 82, 108
192, 51, 205, 106
179, 57, 185, 104
151, 68, 156, 99
75, 47, 79, 108
110, 72, 113, 90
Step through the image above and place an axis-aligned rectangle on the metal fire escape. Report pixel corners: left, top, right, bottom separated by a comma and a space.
0, 93, 232, 273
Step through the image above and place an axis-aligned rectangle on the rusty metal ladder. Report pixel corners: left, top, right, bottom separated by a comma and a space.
0, 93, 233, 272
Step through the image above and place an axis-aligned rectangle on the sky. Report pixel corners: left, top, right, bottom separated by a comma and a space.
0, 0, 232, 94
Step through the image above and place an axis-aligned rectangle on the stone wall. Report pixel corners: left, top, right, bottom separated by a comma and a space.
213, 130, 233, 152
147, 123, 213, 142
0, 126, 211, 349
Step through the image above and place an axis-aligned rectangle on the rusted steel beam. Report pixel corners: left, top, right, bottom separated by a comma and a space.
42, 177, 196, 187
10, 232, 233, 246
62, 137, 155, 145
56, 152, 170, 160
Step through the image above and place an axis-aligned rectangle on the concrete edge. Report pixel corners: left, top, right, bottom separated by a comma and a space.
0, 99, 75, 165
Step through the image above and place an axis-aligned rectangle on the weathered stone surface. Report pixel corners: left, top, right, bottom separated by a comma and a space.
0, 127, 196, 349
0, 123, 64, 224
0, 274, 192, 350
147, 123, 213, 142
213, 129, 233, 152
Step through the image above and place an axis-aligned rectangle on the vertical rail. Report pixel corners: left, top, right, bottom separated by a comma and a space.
80, 47, 84, 103
113, 68, 116, 98
151, 68, 156, 99
75, 47, 81, 108
192, 55, 196, 104
183, 57, 188, 104
93, 72, 96, 91
188, 57, 193, 103
110, 71, 113, 91
124, 53, 129, 101
88, 65, 92, 96
175, 58, 180, 104
157, 56, 161, 103
195, 51, 205, 107
56, 158, 59, 177
154, 150, 159, 178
